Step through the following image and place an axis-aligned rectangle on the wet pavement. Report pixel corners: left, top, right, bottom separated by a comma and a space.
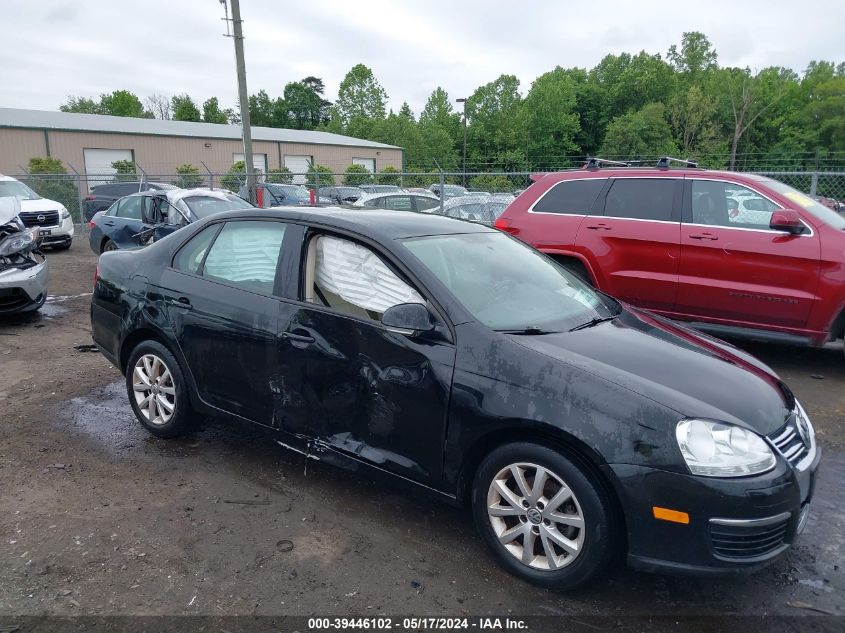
1, 244, 843, 624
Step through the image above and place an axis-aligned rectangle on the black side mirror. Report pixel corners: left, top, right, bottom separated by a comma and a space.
382, 302, 434, 333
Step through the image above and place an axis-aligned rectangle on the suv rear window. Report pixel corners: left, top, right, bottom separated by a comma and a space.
533, 179, 605, 214
603, 178, 676, 221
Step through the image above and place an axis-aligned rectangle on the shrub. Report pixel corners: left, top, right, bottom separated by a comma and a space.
305, 164, 334, 187
468, 174, 514, 193
267, 167, 293, 184
343, 164, 372, 186
376, 166, 401, 186
175, 164, 204, 188
111, 159, 137, 182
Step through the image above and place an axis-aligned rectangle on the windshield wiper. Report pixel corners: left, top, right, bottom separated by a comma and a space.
568, 315, 618, 332
496, 326, 559, 335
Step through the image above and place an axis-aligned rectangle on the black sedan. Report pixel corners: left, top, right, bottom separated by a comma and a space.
90, 207, 820, 589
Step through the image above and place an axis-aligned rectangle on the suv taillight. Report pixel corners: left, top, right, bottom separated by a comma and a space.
494, 216, 520, 235
84, 195, 96, 201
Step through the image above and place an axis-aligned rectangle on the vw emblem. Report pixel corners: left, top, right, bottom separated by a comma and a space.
36, 214, 46, 223
526, 508, 543, 525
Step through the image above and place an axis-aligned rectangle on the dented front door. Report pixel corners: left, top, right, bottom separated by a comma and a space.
273, 304, 456, 486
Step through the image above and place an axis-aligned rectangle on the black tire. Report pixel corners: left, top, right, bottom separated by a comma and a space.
101, 238, 118, 253
125, 340, 192, 438
471, 442, 614, 590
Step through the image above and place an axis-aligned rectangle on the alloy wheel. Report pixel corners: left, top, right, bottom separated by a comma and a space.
487, 462, 585, 570
132, 353, 176, 426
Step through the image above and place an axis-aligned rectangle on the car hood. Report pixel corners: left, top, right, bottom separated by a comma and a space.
508, 307, 790, 436
20, 198, 63, 212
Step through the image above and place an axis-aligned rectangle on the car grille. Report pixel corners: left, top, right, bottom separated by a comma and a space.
19, 210, 59, 227
0, 288, 31, 311
710, 515, 790, 560
768, 415, 810, 466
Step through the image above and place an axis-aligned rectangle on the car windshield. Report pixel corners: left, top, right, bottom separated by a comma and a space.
182, 194, 252, 218
0, 180, 41, 200
403, 232, 618, 331
758, 177, 845, 229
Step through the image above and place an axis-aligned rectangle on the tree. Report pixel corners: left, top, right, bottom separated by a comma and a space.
202, 97, 229, 124
524, 67, 581, 169
267, 167, 293, 184
599, 103, 678, 159
723, 67, 789, 169
306, 164, 334, 186
175, 164, 204, 188
111, 159, 137, 182
145, 94, 171, 120
343, 164, 372, 186
668, 85, 719, 156
668, 32, 718, 79
466, 74, 526, 170
282, 78, 331, 129
334, 64, 388, 126
100, 90, 148, 117
26, 158, 80, 220
171, 94, 201, 122
60, 96, 101, 114
248, 90, 275, 127
468, 174, 513, 192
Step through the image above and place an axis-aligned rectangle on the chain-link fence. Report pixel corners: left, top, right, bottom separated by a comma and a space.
4, 165, 845, 237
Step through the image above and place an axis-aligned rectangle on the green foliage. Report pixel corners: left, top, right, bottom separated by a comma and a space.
202, 97, 230, 124
221, 161, 246, 192
25, 158, 81, 221
111, 159, 138, 182
343, 164, 372, 186
599, 103, 678, 159
468, 174, 514, 192
267, 167, 293, 184
335, 64, 388, 126
377, 166, 401, 186
466, 74, 527, 170
524, 67, 581, 170
248, 90, 275, 127
60, 90, 148, 117
175, 164, 204, 188
171, 94, 201, 122
306, 164, 334, 187
59, 96, 101, 114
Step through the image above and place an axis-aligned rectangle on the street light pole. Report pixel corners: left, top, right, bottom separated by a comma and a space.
456, 98, 467, 187
223, 0, 256, 204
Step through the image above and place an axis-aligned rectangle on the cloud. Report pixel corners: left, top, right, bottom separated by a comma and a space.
1, 0, 842, 114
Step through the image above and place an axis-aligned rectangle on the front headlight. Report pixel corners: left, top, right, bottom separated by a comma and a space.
60, 207, 70, 221
676, 419, 775, 477
0, 227, 40, 257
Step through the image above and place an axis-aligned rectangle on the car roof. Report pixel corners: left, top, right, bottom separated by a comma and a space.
356, 191, 437, 204
213, 206, 495, 240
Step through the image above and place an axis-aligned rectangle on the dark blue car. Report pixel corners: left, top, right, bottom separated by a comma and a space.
89, 188, 253, 254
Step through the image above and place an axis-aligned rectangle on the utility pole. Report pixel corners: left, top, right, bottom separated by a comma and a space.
223, 0, 255, 204
456, 98, 467, 187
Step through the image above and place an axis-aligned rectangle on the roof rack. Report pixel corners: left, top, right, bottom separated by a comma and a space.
657, 156, 698, 169
584, 157, 630, 169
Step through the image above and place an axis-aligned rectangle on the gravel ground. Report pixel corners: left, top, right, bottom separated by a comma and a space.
0, 237, 842, 627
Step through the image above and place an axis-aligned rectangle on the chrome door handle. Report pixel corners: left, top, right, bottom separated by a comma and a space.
689, 233, 718, 241
586, 224, 611, 230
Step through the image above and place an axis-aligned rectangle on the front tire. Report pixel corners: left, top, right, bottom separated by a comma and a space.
126, 340, 191, 438
471, 442, 614, 590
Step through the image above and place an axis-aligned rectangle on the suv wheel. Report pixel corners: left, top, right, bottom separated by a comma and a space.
471, 442, 614, 590
102, 238, 118, 253
126, 340, 191, 438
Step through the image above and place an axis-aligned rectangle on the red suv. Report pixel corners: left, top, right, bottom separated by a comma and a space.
495, 159, 845, 350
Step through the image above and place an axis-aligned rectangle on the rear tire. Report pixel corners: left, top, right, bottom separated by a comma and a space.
471, 442, 614, 590
101, 238, 118, 253
125, 340, 192, 438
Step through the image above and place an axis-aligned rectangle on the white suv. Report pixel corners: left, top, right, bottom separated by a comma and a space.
0, 175, 74, 249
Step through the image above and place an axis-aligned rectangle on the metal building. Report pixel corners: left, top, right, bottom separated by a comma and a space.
0, 108, 402, 184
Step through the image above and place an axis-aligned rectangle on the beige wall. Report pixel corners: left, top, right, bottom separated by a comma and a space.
0, 128, 402, 179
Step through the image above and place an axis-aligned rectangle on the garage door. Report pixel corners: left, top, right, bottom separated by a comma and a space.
284, 155, 312, 184
234, 153, 267, 176
353, 157, 375, 172
83, 148, 134, 190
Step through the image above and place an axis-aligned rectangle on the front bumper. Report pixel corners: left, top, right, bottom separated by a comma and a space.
38, 217, 74, 246
605, 442, 821, 576
0, 259, 49, 313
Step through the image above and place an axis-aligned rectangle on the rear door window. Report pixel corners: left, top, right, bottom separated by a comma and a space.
415, 197, 439, 212
201, 221, 286, 294
533, 179, 605, 214
603, 178, 677, 221
116, 196, 143, 220
689, 180, 780, 229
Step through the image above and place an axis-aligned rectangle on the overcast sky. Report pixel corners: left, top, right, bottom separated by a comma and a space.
2, 0, 843, 117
